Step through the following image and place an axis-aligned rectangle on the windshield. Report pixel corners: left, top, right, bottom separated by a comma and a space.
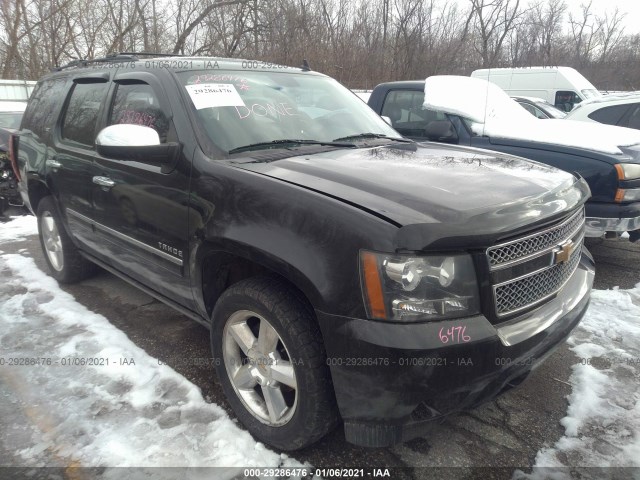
0, 112, 23, 129
178, 70, 400, 153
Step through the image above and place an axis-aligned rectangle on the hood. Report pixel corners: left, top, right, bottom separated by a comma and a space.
423, 75, 640, 155
232, 143, 590, 250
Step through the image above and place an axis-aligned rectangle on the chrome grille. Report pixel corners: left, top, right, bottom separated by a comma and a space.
487, 209, 584, 268
488, 208, 585, 317
494, 243, 581, 316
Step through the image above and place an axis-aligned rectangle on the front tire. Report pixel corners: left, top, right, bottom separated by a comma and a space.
36, 196, 97, 283
211, 276, 339, 450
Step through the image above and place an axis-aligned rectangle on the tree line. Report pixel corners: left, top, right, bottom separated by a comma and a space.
1, 0, 638, 91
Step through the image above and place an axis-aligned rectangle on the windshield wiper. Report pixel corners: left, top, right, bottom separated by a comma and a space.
332, 133, 413, 143
228, 139, 357, 154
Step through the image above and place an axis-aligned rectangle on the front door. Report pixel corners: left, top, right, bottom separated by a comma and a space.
91, 72, 193, 308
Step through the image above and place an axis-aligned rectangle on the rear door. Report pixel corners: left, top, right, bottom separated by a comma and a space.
91, 71, 194, 308
51, 74, 110, 246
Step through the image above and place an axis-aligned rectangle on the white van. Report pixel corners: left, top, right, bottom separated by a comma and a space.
471, 67, 600, 112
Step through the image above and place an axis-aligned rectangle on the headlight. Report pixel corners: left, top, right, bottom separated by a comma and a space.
615, 188, 640, 202
615, 163, 640, 180
360, 251, 480, 322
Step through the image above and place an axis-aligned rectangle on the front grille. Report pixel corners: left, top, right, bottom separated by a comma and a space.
488, 208, 585, 317
487, 209, 584, 268
494, 244, 581, 315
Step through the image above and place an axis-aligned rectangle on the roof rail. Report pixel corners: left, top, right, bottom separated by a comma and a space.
51, 52, 185, 72
118, 52, 186, 58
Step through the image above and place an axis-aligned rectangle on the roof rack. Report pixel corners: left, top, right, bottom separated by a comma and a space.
51, 52, 185, 72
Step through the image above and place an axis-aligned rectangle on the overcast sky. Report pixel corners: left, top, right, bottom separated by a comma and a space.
557, 0, 640, 34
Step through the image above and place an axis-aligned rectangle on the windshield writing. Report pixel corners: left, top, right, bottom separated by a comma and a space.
179, 70, 399, 153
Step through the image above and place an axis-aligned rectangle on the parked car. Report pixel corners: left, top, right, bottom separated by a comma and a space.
565, 94, 640, 130
512, 96, 567, 119
12, 55, 594, 449
0, 101, 27, 214
368, 77, 640, 242
471, 66, 600, 112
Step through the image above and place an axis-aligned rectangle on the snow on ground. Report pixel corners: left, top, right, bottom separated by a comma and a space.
0, 214, 40, 247
423, 75, 640, 155
515, 284, 640, 479
2, 214, 640, 475
0, 215, 304, 477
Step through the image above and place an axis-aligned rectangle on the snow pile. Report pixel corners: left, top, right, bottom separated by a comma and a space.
0, 214, 38, 245
423, 75, 640, 155
516, 284, 640, 478
0, 217, 304, 474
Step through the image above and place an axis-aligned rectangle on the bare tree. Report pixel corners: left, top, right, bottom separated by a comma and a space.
568, 1, 602, 67
596, 7, 626, 64
171, 0, 248, 54
469, 0, 526, 67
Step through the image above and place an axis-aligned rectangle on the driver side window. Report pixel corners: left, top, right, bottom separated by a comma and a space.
555, 90, 580, 112
109, 83, 170, 142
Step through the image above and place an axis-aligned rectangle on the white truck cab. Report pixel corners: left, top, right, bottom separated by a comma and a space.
471, 67, 600, 112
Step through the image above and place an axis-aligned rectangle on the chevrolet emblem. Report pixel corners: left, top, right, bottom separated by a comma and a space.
554, 239, 575, 265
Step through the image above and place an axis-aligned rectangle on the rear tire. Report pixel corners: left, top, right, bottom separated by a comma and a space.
36, 196, 97, 283
211, 276, 339, 450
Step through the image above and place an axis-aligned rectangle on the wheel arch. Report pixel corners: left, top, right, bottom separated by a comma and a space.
26, 175, 50, 215
195, 243, 324, 323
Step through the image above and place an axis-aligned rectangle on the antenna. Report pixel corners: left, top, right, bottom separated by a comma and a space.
483, 68, 491, 132
302, 59, 311, 71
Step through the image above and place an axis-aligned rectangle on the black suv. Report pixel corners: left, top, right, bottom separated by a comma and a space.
12, 55, 594, 449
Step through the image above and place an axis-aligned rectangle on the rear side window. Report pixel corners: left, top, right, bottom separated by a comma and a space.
109, 83, 170, 142
625, 104, 640, 130
61, 82, 109, 146
21, 78, 68, 138
588, 104, 631, 126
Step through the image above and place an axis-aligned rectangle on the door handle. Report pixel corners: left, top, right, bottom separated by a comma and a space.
46, 160, 62, 169
92, 176, 116, 188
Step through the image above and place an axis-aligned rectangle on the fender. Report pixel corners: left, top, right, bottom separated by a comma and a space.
188, 151, 398, 319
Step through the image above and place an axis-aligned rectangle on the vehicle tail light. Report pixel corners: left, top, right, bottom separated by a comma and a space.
8, 133, 20, 181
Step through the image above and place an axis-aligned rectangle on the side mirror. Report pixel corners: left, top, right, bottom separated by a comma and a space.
424, 120, 458, 143
381, 115, 392, 126
96, 125, 180, 170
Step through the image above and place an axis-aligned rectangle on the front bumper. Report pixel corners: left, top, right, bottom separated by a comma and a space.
585, 201, 640, 236
317, 250, 594, 447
